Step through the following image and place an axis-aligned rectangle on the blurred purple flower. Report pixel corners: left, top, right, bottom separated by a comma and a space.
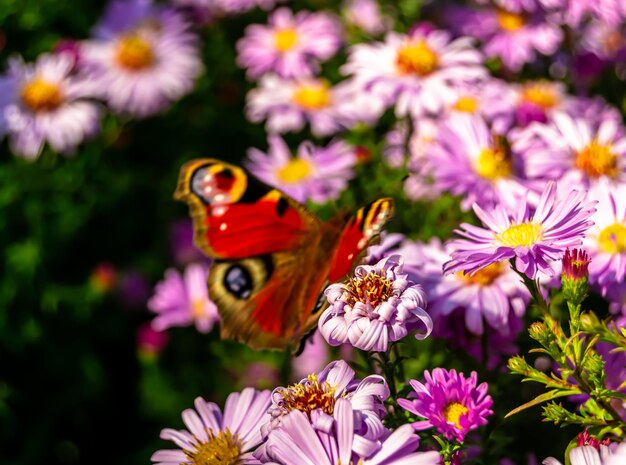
137, 322, 169, 356
398, 368, 494, 442
342, 0, 392, 35
291, 330, 329, 381
319, 255, 432, 352
118, 270, 151, 308
170, 218, 206, 266
237, 8, 343, 79
148, 263, 219, 333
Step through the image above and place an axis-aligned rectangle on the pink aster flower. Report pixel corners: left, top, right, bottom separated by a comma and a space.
80, 0, 203, 117
261, 398, 441, 465
246, 75, 355, 136
342, 0, 392, 36
538, 0, 595, 25
408, 238, 529, 335
543, 442, 626, 465
236, 8, 343, 79
341, 29, 485, 118
319, 255, 432, 352
581, 20, 626, 62
398, 368, 493, 443
291, 330, 329, 380
444, 182, 597, 279
245, 135, 356, 204
582, 182, 626, 290
454, 5, 563, 72
428, 113, 536, 211
151, 388, 271, 465
518, 112, 626, 190
0, 53, 101, 159
265, 360, 389, 449
148, 263, 220, 333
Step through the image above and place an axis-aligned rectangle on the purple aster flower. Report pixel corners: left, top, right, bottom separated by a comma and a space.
582, 182, 626, 290
261, 398, 441, 465
341, 29, 486, 118
245, 135, 356, 204
581, 20, 626, 62
543, 442, 626, 465
236, 8, 343, 79
444, 182, 597, 279
343, 0, 392, 36
80, 0, 203, 117
363, 232, 406, 265
151, 388, 271, 465
454, 5, 563, 72
517, 112, 626, 191
428, 113, 537, 211
538, 0, 595, 25
408, 238, 529, 335
319, 255, 432, 352
246, 75, 355, 136
0, 53, 102, 159
265, 360, 389, 451
148, 263, 220, 333
398, 368, 494, 442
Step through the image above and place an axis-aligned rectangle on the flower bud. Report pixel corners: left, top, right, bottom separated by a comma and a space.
561, 249, 590, 306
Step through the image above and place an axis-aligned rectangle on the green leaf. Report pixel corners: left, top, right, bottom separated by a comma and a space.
505, 389, 582, 418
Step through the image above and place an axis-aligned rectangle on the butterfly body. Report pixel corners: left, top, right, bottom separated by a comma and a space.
175, 158, 393, 350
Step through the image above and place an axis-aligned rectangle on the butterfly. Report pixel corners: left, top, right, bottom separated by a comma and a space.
174, 158, 394, 350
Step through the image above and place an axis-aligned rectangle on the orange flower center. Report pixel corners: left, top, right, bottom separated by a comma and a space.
521, 82, 559, 109
497, 10, 526, 31
116, 35, 155, 70
395, 40, 439, 76
575, 140, 618, 178
277, 374, 338, 415
457, 261, 504, 286
274, 28, 298, 52
345, 271, 394, 308
20, 78, 63, 111
292, 81, 332, 110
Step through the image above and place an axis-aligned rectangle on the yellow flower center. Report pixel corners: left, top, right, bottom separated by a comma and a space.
521, 82, 559, 109
456, 261, 504, 286
187, 429, 241, 465
278, 374, 338, 415
20, 78, 63, 112
277, 158, 312, 184
395, 40, 439, 76
497, 222, 543, 247
345, 271, 394, 308
442, 402, 469, 429
274, 28, 298, 52
116, 35, 154, 70
598, 223, 626, 254
497, 10, 526, 31
475, 147, 512, 180
453, 96, 479, 113
575, 140, 618, 179
292, 81, 332, 110
191, 298, 206, 320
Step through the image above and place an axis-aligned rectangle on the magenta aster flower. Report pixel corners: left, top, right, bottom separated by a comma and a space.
261, 398, 441, 465
408, 238, 529, 335
319, 255, 432, 352
444, 182, 597, 279
151, 388, 271, 465
428, 113, 536, 211
80, 0, 203, 117
266, 360, 388, 447
518, 112, 626, 190
341, 29, 485, 118
0, 53, 101, 159
454, 5, 563, 72
148, 263, 220, 333
236, 8, 343, 79
245, 135, 356, 204
398, 368, 494, 442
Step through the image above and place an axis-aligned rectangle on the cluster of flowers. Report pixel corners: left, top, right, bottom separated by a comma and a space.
151, 360, 491, 465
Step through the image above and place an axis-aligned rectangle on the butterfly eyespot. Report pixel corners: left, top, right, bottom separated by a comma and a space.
223, 264, 253, 299
190, 164, 247, 205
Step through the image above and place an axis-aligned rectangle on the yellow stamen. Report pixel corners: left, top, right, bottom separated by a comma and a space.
457, 261, 504, 286
598, 223, 626, 254
274, 28, 298, 52
497, 222, 543, 247
521, 81, 559, 109
278, 374, 338, 415
187, 429, 241, 465
443, 402, 469, 429
453, 96, 479, 113
575, 140, 618, 179
345, 271, 394, 308
191, 298, 206, 320
496, 10, 526, 31
475, 147, 512, 180
116, 35, 154, 70
277, 158, 312, 184
395, 40, 439, 76
292, 81, 332, 110
20, 78, 63, 112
